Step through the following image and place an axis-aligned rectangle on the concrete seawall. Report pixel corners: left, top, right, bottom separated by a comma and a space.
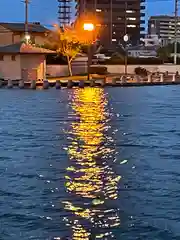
1, 74, 180, 89
47, 64, 180, 77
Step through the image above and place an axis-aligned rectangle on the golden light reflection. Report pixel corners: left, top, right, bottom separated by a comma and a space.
63, 88, 121, 239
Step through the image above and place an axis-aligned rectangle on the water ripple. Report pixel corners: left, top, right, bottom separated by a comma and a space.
1, 87, 180, 239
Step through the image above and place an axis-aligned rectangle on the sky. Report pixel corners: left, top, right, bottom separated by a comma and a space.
0, 0, 176, 30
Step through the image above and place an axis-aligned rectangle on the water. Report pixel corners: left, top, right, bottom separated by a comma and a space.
0, 86, 180, 240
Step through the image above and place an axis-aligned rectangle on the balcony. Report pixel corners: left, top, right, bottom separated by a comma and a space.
140, 20, 145, 24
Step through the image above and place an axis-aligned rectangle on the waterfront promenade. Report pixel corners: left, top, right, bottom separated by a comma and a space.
1, 72, 180, 89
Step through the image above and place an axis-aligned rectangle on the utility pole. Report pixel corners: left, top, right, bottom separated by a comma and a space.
124, 1, 128, 75
94, 0, 97, 12
110, 0, 113, 45
23, 0, 29, 43
83, 0, 86, 13
174, 0, 178, 64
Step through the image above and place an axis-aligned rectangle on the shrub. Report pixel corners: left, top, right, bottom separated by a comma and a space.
134, 67, 148, 76
90, 66, 108, 75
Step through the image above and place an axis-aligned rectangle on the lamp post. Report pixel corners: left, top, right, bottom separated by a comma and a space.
123, 34, 129, 75
83, 23, 95, 81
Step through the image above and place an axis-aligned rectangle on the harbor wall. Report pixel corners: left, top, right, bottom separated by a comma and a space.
47, 64, 180, 77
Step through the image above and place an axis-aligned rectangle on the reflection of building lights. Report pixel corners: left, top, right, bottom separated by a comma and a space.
63, 88, 121, 239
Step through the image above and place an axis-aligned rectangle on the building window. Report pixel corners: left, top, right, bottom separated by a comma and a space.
126, 10, 135, 13
11, 55, 16, 61
0, 55, 4, 61
127, 17, 136, 20
127, 24, 136, 28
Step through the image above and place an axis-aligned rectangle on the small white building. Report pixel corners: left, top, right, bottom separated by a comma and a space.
127, 45, 157, 58
0, 42, 54, 81
140, 34, 161, 47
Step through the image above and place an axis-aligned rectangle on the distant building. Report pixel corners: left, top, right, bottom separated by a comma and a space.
148, 15, 180, 46
75, 0, 145, 46
140, 34, 161, 47
58, 0, 72, 26
0, 22, 49, 46
127, 45, 157, 58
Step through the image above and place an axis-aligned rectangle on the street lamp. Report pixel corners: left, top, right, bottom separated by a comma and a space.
83, 23, 94, 31
25, 34, 30, 44
83, 23, 95, 81
123, 34, 129, 75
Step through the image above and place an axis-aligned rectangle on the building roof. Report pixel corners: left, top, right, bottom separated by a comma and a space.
0, 22, 49, 33
0, 42, 55, 54
149, 15, 179, 20
127, 45, 157, 51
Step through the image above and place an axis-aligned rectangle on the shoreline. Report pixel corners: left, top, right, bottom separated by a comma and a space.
1, 78, 180, 89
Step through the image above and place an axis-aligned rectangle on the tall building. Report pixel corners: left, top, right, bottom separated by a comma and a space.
148, 15, 180, 46
58, 0, 72, 26
75, 0, 145, 46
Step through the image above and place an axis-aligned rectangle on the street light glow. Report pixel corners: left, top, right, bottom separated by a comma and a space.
83, 23, 94, 31
123, 34, 129, 42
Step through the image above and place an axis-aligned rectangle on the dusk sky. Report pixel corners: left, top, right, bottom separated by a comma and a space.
0, 0, 175, 30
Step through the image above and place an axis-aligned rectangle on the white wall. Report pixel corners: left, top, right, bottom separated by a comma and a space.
46, 65, 69, 77
104, 64, 180, 74
46, 64, 180, 76
0, 55, 21, 79
46, 63, 87, 77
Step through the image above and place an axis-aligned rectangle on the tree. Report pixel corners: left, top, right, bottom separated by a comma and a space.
157, 44, 171, 63
47, 26, 82, 76
157, 43, 180, 63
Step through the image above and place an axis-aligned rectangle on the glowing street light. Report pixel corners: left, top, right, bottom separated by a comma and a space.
83, 23, 95, 81
123, 34, 129, 42
25, 34, 30, 44
83, 23, 94, 31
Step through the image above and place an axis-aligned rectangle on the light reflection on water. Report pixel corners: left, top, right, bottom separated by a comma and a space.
63, 88, 121, 239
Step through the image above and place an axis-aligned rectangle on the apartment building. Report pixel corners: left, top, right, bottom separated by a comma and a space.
75, 0, 145, 46
148, 15, 180, 46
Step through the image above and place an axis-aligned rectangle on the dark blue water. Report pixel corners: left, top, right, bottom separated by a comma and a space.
0, 86, 180, 240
